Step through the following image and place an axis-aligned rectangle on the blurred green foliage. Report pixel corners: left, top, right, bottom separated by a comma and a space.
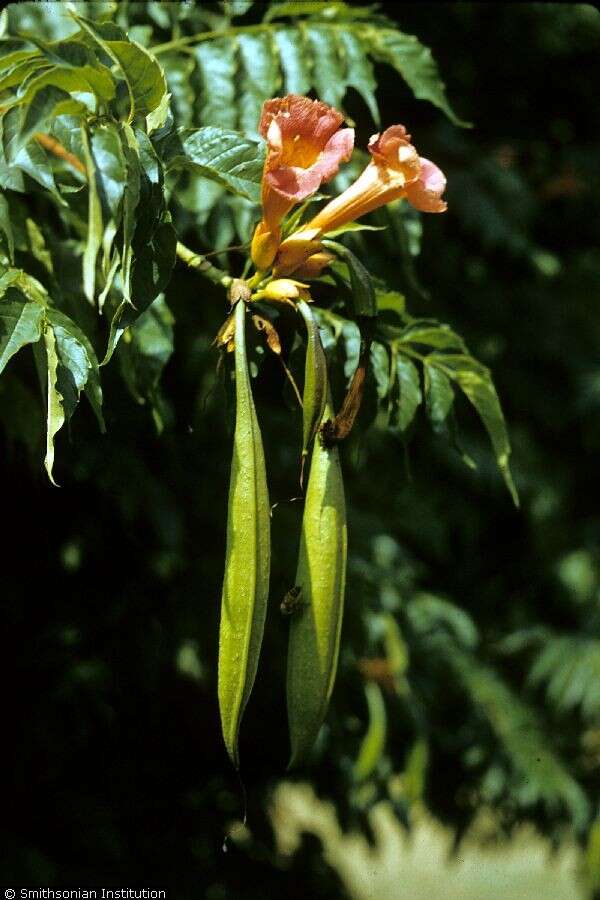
1, 2, 599, 897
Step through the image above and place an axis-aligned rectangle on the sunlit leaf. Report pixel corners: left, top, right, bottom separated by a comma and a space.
163, 126, 265, 201
80, 123, 102, 304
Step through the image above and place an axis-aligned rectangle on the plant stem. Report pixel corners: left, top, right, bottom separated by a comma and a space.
151, 22, 272, 55
176, 242, 233, 289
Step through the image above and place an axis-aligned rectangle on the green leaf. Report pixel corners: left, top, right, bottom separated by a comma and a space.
237, 33, 281, 135
0, 42, 38, 73
105, 212, 176, 364
424, 361, 454, 431
305, 24, 346, 110
91, 121, 126, 220
163, 126, 265, 202
15, 85, 84, 154
194, 39, 238, 130
0, 57, 48, 92
433, 353, 518, 504
80, 124, 103, 304
274, 27, 311, 95
130, 214, 177, 308
41, 322, 64, 486
119, 123, 141, 304
326, 222, 386, 239
368, 26, 470, 127
370, 341, 389, 400
117, 295, 174, 403
0, 192, 14, 261
76, 16, 167, 120
14, 137, 61, 200
447, 648, 590, 829
398, 320, 467, 351
160, 53, 195, 127
376, 290, 406, 320
392, 352, 421, 432
337, 29, 379, 124
16, 61, 116, 104
323, 239, 377, 318
0, 292, 44, 374
25, 218, 53, 273
46, 307, 104, 430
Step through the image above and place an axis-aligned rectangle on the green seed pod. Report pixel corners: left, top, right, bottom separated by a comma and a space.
297, 299, 327, 484
218, 299, 271, 768
287, 394, 347, 766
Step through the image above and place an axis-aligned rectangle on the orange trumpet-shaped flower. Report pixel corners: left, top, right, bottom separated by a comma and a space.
274, 125, 447, 276
250, 95, 354, 270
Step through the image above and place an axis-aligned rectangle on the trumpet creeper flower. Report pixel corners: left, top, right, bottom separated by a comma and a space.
274, 124, 447, 276
250, 95, 354, 269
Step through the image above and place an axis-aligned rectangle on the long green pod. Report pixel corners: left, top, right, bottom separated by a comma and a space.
297, 299, 327, 482
287, 393, 347, 766
218, 299, 271, 768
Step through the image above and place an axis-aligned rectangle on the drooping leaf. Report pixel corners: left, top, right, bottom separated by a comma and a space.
130, 213, 177, 307
0, 292, 44, 374
392, 352, 421, 432
90, 121, 126, 220
368, 26, 469, 127
80, 123, 103, 304
432, 353, 518, 504
119, 122, 141, 304
370, 341, 390, 400
41, 321, 64, 485
46, 308, 104, 430
424, 360, 454, 431
121, 127, 173, 312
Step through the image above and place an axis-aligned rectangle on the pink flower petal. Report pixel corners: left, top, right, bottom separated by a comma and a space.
265, 128, 354, 201
405, 157, 447, 213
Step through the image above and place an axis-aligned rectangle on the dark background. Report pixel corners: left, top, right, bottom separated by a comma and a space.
2, 3, 599, 897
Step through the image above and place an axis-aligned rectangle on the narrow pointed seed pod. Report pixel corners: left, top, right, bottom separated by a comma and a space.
218, 299, 271, 768
297, 298, 327, 485
287, 393, 347, 766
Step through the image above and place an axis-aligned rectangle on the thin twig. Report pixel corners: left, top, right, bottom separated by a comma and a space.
176, 242, 233, 289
